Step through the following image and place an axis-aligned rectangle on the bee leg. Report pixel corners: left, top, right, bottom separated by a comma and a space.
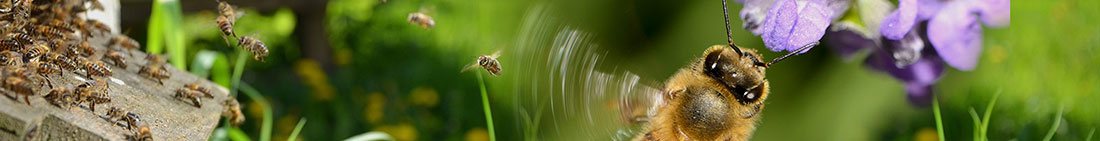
23, 95, 30, 105
192, 98, 202, 108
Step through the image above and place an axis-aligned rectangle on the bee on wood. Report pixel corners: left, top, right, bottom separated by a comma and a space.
109, 35, 139, 55
185, 82, 213, 98
105, 50, 127, 69
407, 12, 435, 29
33, 24, 69, 39
23, 41, 49, 60
236, 35, 268, 62
44, 86, 76, 108
175, 88, 203, 108
82, 59, 111, 78
76, 40, 95, 57
461, 50, 502, 76
3, 76, 34, 105
145, 55, 165, 66
104, 107, 131, 128
75, 78, 110, 111
27, 60, 60, 88
222, 99, 245, 126
130, 125, 153, 141
138, 65, 169, 85
0, 50, 22, 66
634, 1, 815, 140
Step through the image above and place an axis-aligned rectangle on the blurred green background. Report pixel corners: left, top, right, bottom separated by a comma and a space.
119, 0, 1095, 140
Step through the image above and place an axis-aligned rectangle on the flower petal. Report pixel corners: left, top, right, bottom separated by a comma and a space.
823, 22, 877, 60
977, 0, 1010, 27
917, 0, 944, 21
905, 82, 933, 107
866, 49, 944, 85
762, 0, 831, 54
929, 1, 982, 70
880, 0, 918, 40
883, 30, 925, 66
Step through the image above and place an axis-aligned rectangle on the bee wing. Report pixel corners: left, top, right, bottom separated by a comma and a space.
489, 50, 502, 59
460, 60, 480, 73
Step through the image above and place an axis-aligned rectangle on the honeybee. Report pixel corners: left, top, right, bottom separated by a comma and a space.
236, 35, 268, 62
87, 0, 105, 11
407, 12, 435, 29
3, 76, 34, 105
105, 107, 131, 128
0, 50, 22, 66
77, 40, 95, 57
184, 82, 213, 98
130, 125, 153, 141
86, 19, 111, 34
82, 59, 111, 78
109, 35, 139, 55
105, 50, 127, 69
28, 60, 60, 88
461, 50, 502, 76
44, 86, 77, 108
175, 88, 203, 108
23, 41, 49, 59
222, 99, 244, 126
634, 1, 815, 140
76, 78, 110, 111
138, 64, 169, 85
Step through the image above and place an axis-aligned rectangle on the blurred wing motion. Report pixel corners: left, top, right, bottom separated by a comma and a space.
502, 4, 663, 140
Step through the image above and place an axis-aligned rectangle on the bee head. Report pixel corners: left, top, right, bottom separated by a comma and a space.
701, 45, 768, 105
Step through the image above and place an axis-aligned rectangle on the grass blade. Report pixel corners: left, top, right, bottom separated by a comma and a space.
980, 91, 1001, 141
969, 108, 981, 141
241, 83, 273, 141
288, 118, 307, 141
477, 71, 496, 141
934, 97, 945, 141
1043, 106, 1063, 141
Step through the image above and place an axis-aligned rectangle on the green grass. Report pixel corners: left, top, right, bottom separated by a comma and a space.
288, 118, 307, 141
241, 83, 273, 141
934, 98, 945, 141
1043, 106, 1064, 141
477, 72, 497, 141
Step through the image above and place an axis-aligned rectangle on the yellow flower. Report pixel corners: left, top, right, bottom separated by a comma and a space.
365, 92, 386, 124
914, 127, 939, 141
375, 123, 418, 141
409, 86, 439, 108
465, 128, 488, 141
294, 59, 335, 101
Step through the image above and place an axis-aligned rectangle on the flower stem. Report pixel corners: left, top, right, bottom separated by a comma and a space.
933, 98, 945, 141
477, 72, 496, 141
1043, 106, 1064, 141
241, 83, 273, 141
231, 50, 248, 97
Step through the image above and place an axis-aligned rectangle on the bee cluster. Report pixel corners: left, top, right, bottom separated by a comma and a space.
0, 0, 237, 140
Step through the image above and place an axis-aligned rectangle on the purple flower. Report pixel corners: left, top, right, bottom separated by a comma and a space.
977, 0, 1010, 27
866, 42, 944, 107
928, 0, 982, 70
760, 0, 832, 54
880, 0, 918, 40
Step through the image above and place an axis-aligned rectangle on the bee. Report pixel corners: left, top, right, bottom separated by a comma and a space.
105, 50, 127, 69
130, 125, 153, 141
33, 24, 69, 39
461, 50, 502, 76
76, 78, 110, 111
44, 87, 76, 108
138, 64, 169, 85
185, 82, 213, 98
87, 0, 105, 11
86, 19, 111, 34
174, 88, 202, 108
23, 41, 49, 60
407, 12, 435, 29
0, 50, 22, 66
76, 40, 95, 57
3, 76, 34, 105
145, 55, 165, 66
237, 36, 268, 62
28, 60, 60, 88
82, 59, 111, 78
109, 35, 139, 55
222, 99, 244, 126
105, 107, 132, 128
634, 1, 815, 140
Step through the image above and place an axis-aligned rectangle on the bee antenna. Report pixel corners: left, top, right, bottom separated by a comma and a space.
764, 42, 816, 67
722, 0, 743, 56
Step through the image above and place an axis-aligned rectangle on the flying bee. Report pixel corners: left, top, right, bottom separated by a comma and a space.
138, 64, 169, 85
3, 76, 34, 105
237, 35, 269, 62
634, 1, 816, 140
86, 19, 111, 34
461, 50, 502, 76
407, 12, 435, 29
185, 82, 213, 98
174, 88, 203, 108
222, 99, 245, 126
82, 59, 111, 78
105, 50, 127, 69
109, 35, 139, 55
